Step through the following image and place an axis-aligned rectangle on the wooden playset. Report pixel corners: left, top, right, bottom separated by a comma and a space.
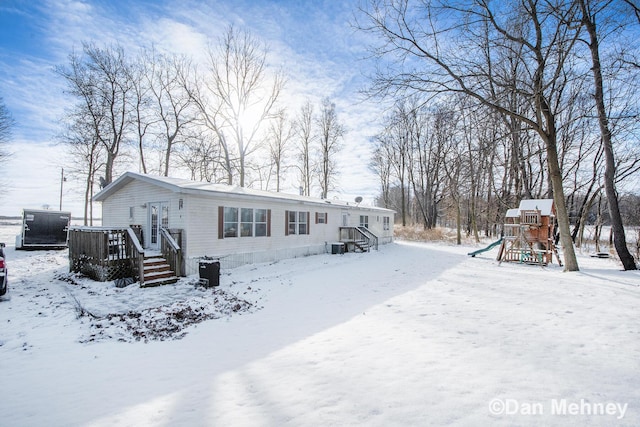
496, 199, 562, 266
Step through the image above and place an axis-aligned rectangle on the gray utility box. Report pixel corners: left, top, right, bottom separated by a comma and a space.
199, 259, 220, 287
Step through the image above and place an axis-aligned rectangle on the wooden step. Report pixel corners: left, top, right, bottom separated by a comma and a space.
343, 241, 369, 253
145, 269, 175, 280
141, 276, 179, 287
141, 255, 177, 287
142, 270, 178, 286
143, 257, 168, 266
143, 263, 171, 273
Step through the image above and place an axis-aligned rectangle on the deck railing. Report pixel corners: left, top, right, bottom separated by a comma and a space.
68, 227, 145, 283
504, 223, 520, 239
357, 226, 378, 250
160, 228, 184, 277
520, 209, 541, 226
127, 227, 145, 285
339, 227, 378, 252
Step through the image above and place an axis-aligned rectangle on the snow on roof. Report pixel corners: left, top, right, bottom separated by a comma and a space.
505, 208, 520, 218
94, 172, 395, 213
518, 199, 555, 216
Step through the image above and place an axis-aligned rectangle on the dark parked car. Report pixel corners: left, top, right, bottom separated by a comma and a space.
0, 243, 6, 296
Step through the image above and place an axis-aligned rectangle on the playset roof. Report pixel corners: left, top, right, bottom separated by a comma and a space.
518, 199, 555, 216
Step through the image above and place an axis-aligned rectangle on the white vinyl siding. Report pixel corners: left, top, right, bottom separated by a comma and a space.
100, 180, 184, 231
98, 173, 395, 274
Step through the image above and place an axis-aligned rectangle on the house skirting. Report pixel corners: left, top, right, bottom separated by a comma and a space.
185, 243, 329, 274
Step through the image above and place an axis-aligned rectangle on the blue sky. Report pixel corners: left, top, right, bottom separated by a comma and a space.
0, 0, 383, 217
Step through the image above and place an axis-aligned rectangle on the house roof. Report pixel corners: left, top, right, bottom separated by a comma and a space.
93, 172, 395, 213
518, 199, 555, 216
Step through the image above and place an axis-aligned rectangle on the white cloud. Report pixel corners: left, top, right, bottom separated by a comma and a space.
138, 17, 209, 59
1, 140, 79, 216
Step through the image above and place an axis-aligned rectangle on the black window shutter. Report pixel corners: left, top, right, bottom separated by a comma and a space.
267, 209, 271, 237
218, 206, 224, 239
285, 210, 289, 236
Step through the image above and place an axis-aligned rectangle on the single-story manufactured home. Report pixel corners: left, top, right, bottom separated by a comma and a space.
74, 172, 394, 284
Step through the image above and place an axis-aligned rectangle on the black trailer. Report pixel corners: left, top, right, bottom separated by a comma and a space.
16, 209, 71, 250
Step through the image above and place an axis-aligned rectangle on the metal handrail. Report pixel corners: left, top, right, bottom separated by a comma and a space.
357, 226, 379, 250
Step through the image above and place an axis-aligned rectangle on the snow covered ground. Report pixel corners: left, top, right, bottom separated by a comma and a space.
0, 221, 639, 426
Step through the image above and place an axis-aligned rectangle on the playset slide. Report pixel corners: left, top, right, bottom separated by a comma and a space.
467, 238, 503, 257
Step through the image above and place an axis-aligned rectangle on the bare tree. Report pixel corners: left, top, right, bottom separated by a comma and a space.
187, 70, 235, 183
376, 104, 410, 225
192, 26, 285, 186
129, 54, 156, 174
370, 141, 393, 208
435, 104, 465, 244
56, 42, 133, 186
146, 51, 197, 177
357, 0, 582, 270
316, 98, 345, 199
294, 100, 315, 196
374, 127, 407, 223
459, 98, 488, 242
59, 111, 104, 225
578, 0, 637, 269
413, 105, 448, 230
0, 96, 13, 163
266, 109, 293, 191
176, 132, 223, 182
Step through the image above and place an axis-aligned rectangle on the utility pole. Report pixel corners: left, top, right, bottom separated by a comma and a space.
59, 168, 66, 210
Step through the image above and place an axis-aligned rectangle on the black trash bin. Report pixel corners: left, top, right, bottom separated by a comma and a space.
199, 259, 220, 287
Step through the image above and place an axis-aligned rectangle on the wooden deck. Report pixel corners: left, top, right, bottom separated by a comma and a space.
68, 226, 184, 285
339, 227, 378, 252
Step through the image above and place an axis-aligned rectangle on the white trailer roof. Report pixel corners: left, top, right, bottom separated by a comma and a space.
94, 172, 395, 214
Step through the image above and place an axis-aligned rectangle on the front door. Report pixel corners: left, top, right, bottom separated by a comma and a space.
147, 202, 169, 250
